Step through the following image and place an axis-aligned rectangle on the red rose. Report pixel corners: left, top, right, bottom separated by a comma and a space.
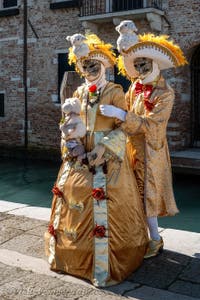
48, 224, 57, 239
92, 188, 105, 200
91, 224, 106, 238
144, 99, 155, 111
88, 84, 97, 93
52, 185, 64, 198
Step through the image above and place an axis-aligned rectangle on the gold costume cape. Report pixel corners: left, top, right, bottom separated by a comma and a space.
121, 76, 179, 217
45, 82, 148, 286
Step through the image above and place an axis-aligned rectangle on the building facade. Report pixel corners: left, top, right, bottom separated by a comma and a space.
0, 0, 200, 157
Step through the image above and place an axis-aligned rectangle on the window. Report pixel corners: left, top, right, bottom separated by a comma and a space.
0, 0, 19, 16
1, 0, 18, 8
0, 93, 5, 117
50, 0, 79, 10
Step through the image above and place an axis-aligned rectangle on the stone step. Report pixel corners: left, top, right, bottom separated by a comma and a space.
171, 149, 200, 174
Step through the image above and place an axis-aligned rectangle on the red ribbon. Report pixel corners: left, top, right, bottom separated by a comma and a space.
135, 82, 153, 98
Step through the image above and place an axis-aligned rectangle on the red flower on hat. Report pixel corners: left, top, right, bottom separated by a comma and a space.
92, 188, 106, 200
48, 224, 57, 240
52, 184, 64, 199
89, 84, 97, 93
91, 224, 106, 238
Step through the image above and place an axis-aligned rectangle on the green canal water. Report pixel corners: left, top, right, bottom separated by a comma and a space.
0, 159, 199, 233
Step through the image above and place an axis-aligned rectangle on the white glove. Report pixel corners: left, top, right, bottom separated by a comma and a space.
99, 105, 127, 121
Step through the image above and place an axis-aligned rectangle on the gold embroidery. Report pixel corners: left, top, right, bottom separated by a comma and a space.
69, 201, 84, 213
64, 228, 77, 240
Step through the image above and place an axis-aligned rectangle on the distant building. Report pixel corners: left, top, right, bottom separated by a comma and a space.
0, 1, 199, 165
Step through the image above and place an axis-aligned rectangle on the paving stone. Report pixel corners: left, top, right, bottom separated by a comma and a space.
0, 272, 64, 299
179, 258, 200, 283
194, 253, 200, 259
78, 282, 140, 299
79, 295, 128, 300
0, 224, 24, 244
34, 297, 76, 300
27, 224, 48, 237
38, 282, 94, 298
128, 250, 190, 289
36, 279, 135, 300
0, 214, 47, 231
0, 262, 6, 268
10, 206, 50, 221
35, 280, 129, 299
0, 295, 31, 300
0, 212, 12, 221
124, 285, 198, 300
0, 201, 28, 213
0, 262, 26, 285
162, 229, 200, 257
0, 233, 45, 259
104, 281, 139, 295
1, 210, 200, 299
169, 280, 200, 298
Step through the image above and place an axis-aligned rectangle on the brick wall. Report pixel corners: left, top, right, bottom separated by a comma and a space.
0, 0, 200, 153
164, 0, 200, 150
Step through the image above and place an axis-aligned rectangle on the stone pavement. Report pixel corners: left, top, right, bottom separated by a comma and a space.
0, 200, 200, 300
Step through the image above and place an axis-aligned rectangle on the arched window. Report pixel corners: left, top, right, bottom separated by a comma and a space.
191, 46, 200, 147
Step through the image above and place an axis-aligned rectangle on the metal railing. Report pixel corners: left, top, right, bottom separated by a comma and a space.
80, 0, 162, 17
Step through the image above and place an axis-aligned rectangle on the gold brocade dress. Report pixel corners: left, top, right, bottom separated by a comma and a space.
121, 77, 179, 217
45, 82, 148, 287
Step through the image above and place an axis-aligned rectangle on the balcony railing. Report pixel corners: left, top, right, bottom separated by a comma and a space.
80, 0, 163, 17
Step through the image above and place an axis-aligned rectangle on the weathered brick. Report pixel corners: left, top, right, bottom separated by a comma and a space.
0, 0, 199, 152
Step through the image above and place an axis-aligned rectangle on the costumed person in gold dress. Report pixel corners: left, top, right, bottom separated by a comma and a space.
45, 33, 148, 287
100, 20, 187, 259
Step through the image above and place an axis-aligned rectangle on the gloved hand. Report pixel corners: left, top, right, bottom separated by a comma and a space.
99, 105, 127, 122
87, 144, 105, 167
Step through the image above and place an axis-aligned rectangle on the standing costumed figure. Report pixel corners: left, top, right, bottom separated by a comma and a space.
100, 21, 187, 259
44, 33, 148, 286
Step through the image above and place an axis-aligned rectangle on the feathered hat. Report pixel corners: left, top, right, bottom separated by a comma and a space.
118, 33, 188, 79
67, 33, 116, 74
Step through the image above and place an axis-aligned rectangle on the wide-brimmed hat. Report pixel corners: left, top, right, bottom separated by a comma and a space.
67, 33, 116, 74
118, 33, 188, 79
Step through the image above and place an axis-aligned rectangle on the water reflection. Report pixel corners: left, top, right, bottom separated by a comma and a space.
0, 159, 60, 207
0, 159, 199, 233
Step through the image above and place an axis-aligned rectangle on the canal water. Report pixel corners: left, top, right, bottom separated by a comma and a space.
0, 159, 199, 233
